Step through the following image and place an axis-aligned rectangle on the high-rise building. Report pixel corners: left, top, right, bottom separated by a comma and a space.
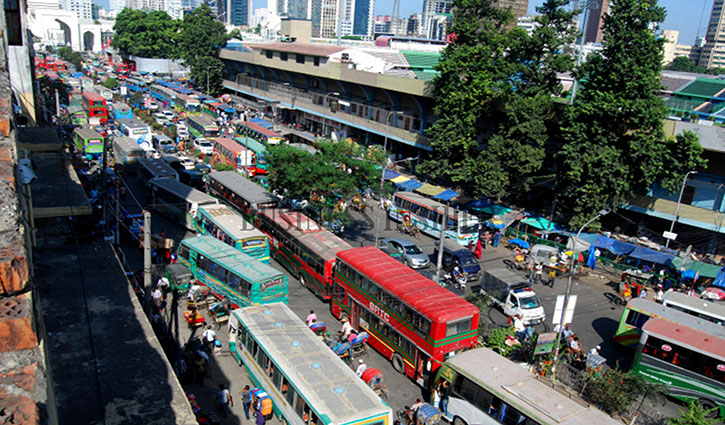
421, 0, 451, 40
109, 0, 126, 14
318, 0, 338, 38
493, 0, 528, 19
352, 0, 373, 36
406, 13, 420, 36
699, 0, 725, 68
64, 0, 92, 19
228, 0, 251, 25
582, 0, 609, 44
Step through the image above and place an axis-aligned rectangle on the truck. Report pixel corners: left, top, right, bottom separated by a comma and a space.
475, 268, 546, 325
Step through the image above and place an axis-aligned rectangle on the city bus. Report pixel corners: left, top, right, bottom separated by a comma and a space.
228, 303, 392, 425
113, 136, 145, 171
147, 178, 218, 230
109, 102, 133, 120
66, 105, 88, 126
93, 85, 113, 101
137, 158, 178, 186
187, 115, 219, 139
212, 137, 255, 174
79, 76, 94, 91
175, 93, 200, 112
633, 317, 725, 418
72, 127, 104, 156
124, 77, 146, 93
177, 236, 287, 307
194, 204, 271, 264
206, 171, 280, 220
235, 136, 269, 174
434, 347, 623, 425
81, 91, 109, 125
148, 84, 177, 107
663, 291, 725, 326
236, 121, 284, 145
65, 77, 81, 93
332, 246, 480, 387
255, 209, 352, 299
389, 191, 480, 246
117, 118, 151, 143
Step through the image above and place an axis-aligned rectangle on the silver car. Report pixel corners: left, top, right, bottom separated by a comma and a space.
379, 238, 430, 269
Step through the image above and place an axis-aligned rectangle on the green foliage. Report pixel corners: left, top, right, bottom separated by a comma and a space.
586, 368, 667, 416
228, 28, 242, 40
669, 401, 720, 425
128, 91, 144, 107
254, 24, 261, 35
103, 77, 118, 90
112, 9, 180, 58
556, 0, 706, 228
483, 326, 517, 356
214, 163, 234, 171
178, 4, 230, 96
56, 47, 82, 70
665, 56, 725, 75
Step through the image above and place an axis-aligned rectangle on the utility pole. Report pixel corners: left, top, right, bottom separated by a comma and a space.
143, 210, 152, 312
114, 177, 120, 244
55, 89, 60, 117
434, 205, 448, 284
101, 135, 108, 239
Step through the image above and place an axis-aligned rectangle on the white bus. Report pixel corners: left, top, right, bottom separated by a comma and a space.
79, 76, 94, 91
389, 191, 480, 246
147, 178, 217, 230
663, 291, 725, 326
434, 347, 623, 425
229, 303, 393, 425
93, 85, 113, 101
117, 118, 151, 143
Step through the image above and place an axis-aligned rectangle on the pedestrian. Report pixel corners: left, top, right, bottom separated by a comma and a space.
240, 385, 251, 420
589, 345, 601, 356
482, 231, 489, 249
513, 315, 526, 340
534, 263, 543, 283
306, 310, 317, 326
194, 354, 207, 387
639, 287, 648, 299
203, 325, 216, 351
254, 406, 266, 425
339, 317, 353, 341
216, 383, 233, 418
157, 275, 170, 295
438, 380, 451, 417
151, 286, 163, 310
355, 359, 367, 377
492, 231, 501, 248
654, 285, 664, 303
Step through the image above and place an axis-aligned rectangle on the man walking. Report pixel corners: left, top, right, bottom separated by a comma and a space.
216, 383, 233, 418
240, 385, 252, 420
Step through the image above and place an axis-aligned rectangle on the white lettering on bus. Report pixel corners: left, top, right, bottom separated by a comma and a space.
369, 302, 390, 322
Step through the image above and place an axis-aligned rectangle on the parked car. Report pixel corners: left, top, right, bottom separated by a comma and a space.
378, 238, 430, 269
162, 155, 195, 171
152, 134, 177, 154
193, 138, 214, 155
152, 112, 167, 126
179, 169, 205, 189
194, 163, 212, 174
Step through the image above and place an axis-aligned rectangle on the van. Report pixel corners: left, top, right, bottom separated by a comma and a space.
529, 244, 559, 265
152, 134, 177, 154
434, 238, 481, 281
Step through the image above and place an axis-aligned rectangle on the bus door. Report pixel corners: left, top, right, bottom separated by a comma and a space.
415, 350, 431, 388
351, 302, 362, 330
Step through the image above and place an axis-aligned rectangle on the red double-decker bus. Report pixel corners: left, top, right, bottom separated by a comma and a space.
255, 209, 352, 299
81, 91, 108, 126
332, 246, 480, 387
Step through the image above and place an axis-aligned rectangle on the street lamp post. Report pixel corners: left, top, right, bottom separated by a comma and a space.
665, 171, 698, 249
551, 208, 609, 383
374, 111, 402, 247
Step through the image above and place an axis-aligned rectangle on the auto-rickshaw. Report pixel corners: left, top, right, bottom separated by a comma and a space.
164, 263, 193, 292
361, 368, 388, 399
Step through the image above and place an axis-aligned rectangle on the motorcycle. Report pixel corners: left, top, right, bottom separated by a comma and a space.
442, 270, 468, 291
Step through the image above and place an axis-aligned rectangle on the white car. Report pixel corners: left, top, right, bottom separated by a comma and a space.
161, 110, 175, 121
152, 112, 167, 126
147, 101, 159, 111
193, 138, 214, 155
177, 156, 196, 170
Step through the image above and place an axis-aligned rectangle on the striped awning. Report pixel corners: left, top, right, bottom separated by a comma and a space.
390, 175, 410, 184
415, 183, 446, 196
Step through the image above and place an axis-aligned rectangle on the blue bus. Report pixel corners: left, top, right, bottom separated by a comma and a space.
148, 84, 177, 107
124, 78, 146, 93
109, 102, 133, 120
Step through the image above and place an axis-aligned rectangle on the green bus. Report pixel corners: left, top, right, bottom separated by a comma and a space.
187, 115, 219, 139
234, 136, 269, 174
434, 347, 621, 425
67, 105, 88, 126
177, 235, 287, 307
73, 127, 104, 156
228, 303, 392, 425
194, 204, 271, 264
633, 317, 725, 418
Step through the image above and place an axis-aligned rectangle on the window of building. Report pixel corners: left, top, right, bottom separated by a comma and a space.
296, 54, 305, 64
314, 57, 320, 66
265, 50, 273, 59
281, 52, 288, 61
4, 0, 22, 46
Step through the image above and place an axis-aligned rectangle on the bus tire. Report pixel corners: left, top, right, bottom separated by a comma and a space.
453, 417, 467, 425
698, 399, 718, 418
391, 353, 405, 374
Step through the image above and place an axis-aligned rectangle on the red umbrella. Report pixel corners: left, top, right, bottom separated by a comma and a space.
703, 287, 725, 301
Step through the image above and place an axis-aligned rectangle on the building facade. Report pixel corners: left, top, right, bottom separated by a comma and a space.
582, 0, 608, 44
699, 0, 725, 69
228, 0, 251, 25
352, 0, 374, 37
421, 0, 450, 40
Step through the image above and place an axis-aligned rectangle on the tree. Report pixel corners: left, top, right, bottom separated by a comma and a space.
228, 28, 242, 40
56, 46, 82, 70
103, 77, 118, 90
179, 4, 230, 95
669, 401, 720, 425
666, 56, 695, 72
556, 0, 706, 228
112, 9, 180, 58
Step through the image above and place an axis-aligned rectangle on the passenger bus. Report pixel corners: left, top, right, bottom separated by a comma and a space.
65, 77, 81, 93
72, 128, 104, 156
109, 102, 133, 120
175, 93, 200, 112
194, 204, 271, 264
117, 118, 151, 143
663, 291, 725, 326
148, 84, 177, 107
137, 158, 178, 186
124, 77, 146, 93
389, 191, 480, 246
206, 171, 280, 220
66, 105, 88, 126
201, 100, 225, 118
187, 115, 219, 139
332, 246, 480, 387
81, 91, 109, 125
256, 209, 352, 299
113, 136, 145, 171
212, 137, 255, 174
228, 303, 392, 425
235, 136, 269, 174
633, 317, 725, 418
79, 76, 94, 91
435, 347, 623, 425
147, 178, 218, 230
236, 121, 284, 145
93, 85, 113, 101
177, 236, 287, 307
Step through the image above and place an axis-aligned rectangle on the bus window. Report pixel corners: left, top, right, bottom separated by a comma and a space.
272, 367, 282, 388
246, 334, 256, 354
625, 310, 650, 328
285, 384, 295, 405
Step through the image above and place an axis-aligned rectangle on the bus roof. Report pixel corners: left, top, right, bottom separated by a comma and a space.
663, 291, 725, 319
625, 298, 724, 330
215, 137, 249, 154
180, 235, 280, 282
445, 347, 621, 425
117, 118, 149, 129
114, 137, 144, 152
138, 158, 178, 179
395, 191, 478, 222
149, 178, 218, 205
73, 128, 103, 140
208, 171, 279, 205
239, 121, 282, 138
111, 102, 131, 112
82, 91, 105, 101
258, 209, 352, 261
234, 137, 267, 154
233, 303, 391, 423
642, 318, 725, 358
188, 114, 217, 128
198, 204, 265, 240
67, 105, 85, 114
337, 246, 479, 323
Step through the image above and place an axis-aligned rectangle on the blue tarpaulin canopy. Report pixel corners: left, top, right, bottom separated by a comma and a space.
397, 180, 424, 191
628, 246, 675, 265
593, 235, 637, 255
521, 216, 561, 231
384, 169, 400, 180
433, 190, 459, 201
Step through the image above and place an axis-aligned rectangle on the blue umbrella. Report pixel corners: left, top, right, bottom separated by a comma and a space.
485, 218, 505, 229
714, 266, 725, 289
586, 245, 597, 269
509, 238, 530, 249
